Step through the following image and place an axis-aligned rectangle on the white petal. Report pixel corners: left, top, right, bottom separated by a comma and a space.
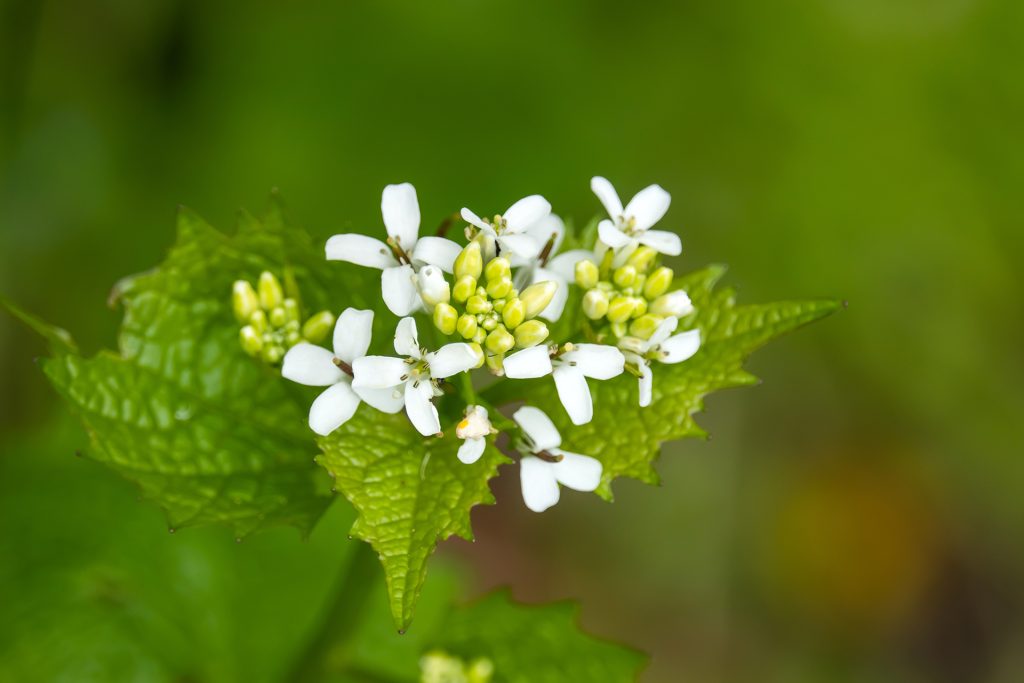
550, 451, 602, 492
520, 456, 560, 513
503, 195, 551, 232
638, 362, 653, 407
545, 249, 597, 282
325, 234, 396, 270
381, 265, 420, 316
624, 184, 671, 231
552, 365, 593, 425
647, 316, 679, 348
381, 182, 420, 249
503, 346, 553, 379
650, 290, 694, 318
393, 317, 420, 357
460, 207, 492, 232
351, 355, 409, 388
496, 233, 542, 260
412, 236, 461, 273
520, 214, 564, 259
533, 269, 567, 322
660, 329, 702, 364
590, 176, 623, 219
562, 344, 625, 380
597, 219, 631, 249
333, 308, 374, 363
353, 384, 405, 414
426, 343, 478, 379
638, 229, 682, 256
458, 437, 486, 464
404, 380, 440, 436
308, 382, 361, 436
512, 406, 561, 452
282, 343, 344, 386
610, 240, 640, 268
416, 265, 450, 307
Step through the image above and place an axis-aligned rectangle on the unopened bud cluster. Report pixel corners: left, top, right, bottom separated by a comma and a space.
575, 246, 693, 340
419, 651, 494, 683
233, 271, 335, 365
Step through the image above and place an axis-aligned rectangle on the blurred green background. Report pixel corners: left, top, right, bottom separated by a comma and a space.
2, 0, 1023, 681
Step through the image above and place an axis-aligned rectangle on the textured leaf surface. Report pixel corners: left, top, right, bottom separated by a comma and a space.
317, 406, 509, 631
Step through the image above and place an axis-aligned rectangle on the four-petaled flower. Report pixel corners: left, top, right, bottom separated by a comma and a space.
352, 317, 479, 436
591, 176, 681, 265
326, 183, 462, 316
502, 343, 625, 425
620, 317, 701, 407
512, 406, 602, 513
455, 404, 494, 464
281, 308, 403, 435
460, 195, 552, 260
510, 214, 596, 322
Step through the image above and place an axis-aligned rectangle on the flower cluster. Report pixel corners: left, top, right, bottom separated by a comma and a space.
235, 177, 704, 511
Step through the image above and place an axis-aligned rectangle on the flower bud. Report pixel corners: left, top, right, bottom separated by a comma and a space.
650, 290, 693, 318
261, 344, 284, 365
301, 310, 335, 344
417, 266, 451, 307
258, 271, 284, 310
626, 245, 658, 272
582, 289, 609, 320
457, 313, 478, 339
631, 297, 648, 318
239, 325, 263, 356
468, 342, 486, 368
629, 314, 664, 340
283, 298, 301, 323
643, 267, 674, 299
484, 256, 511, 283
485, 326, 515, 354
433, 303, 458, 336
466, 294, 491, 315
232, 280, 260, 323
519, 281, 557, 319
481, 315, 498, 331
472, 328, 487, 345
270, 306, 288, 328
610, 321, 628, 338
502, 298, 525, 329
606, 296, 637, 323
613, 265, 637, 289
452, 275, 477, 303
249, 309, 268, 334
485, 352, 505, 375
454, 241, 483, 280
514, 320, 549, 348
486, 276, 513, 299
286, 330, 302, 347
575, 260, 599, 289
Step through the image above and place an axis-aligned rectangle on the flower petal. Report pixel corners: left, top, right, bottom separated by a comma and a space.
590, 176, 624, 219
520, 456, 560, 513
545, 249, 597, 282
638, 229, 682, 256
562, 344, 625, 380
309, 382, 361, 436
412, 236, 461, 272
659, 329, 701, 364
381, 182, 420, 249
550, 451, 602, 492
333, 308, 374, 363
503, 194, 551, 232
460, 207, 492, 233
427, 343, 478, 379
351, 355, 409, 388
552, 365, 593, 425
623, 184, 671, 231
353, 384, 406, 414
512, 405, 562, 452
404, 380, 440, 436
393, 316, 420, 358
503, 346, 553, 379
647, 316, 679, 349
381, 265, 421, 316
638, 362, 653, 408
457, 437, 486, 464
597, 219, 631, 249
282, 343, 344, 386
325, 234, 396, 270
533, 269, 567, 322
520, 214, 564, 259
496, 233, 542, 260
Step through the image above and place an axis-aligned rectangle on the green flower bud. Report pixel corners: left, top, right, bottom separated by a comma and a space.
644, 266, 674, 299
452, 275, 477, 303
472, 328, 487, 344
502, 298, 525, 329
613, 265, 637, 289
284, 319, 300, 333
457, 313, 478, 339
468, 658, 495, 683
514, 320, 549, 348
468, 342, 486, 368
626, 245, 658, 272
239, 326, 263, 356
631, 297, 648, 318
466, 295, 491, 315
482, 315, 500, 332
433, 303, 458, 336
454, 241, 483, 280
519, 281, 557, 319
485, 352, 505, 375
261, 344, 284, 365
575, 260, 599, 289
610, 321, 629, 338
283, 298, 301, 323
249, 309, 268, 334
629, 314, 665, 340
285, 330, 302, 347
607, 296, 637, 323
491, 298, 506, 313
301, 310, 335, 344
484, 256, 511, 283
582, 289, 609, 320
258, 271, 284, 310
485, 326, 515, 354
486, 276, 513, 299
269, 306, 287, 328
232, 280, 260, 323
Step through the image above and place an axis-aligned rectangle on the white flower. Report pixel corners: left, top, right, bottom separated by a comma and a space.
591, 176, 681, 265
460, 194, 552, 261
512, 406, 602, 513
351, 317, 479, 436
326, 183, 462, 316
455, 405, 493, 464
510, 214, 597, 322
503, 343, 625, 425
621, 317, 701, 407
281, 308, 404, 435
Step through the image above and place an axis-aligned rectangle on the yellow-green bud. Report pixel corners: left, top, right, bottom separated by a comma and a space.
481, 315, 498, 331
610, 321, 629, 338
239, 326, 263, 356
607, 296, 637, 323
286, 330, 302, 346
468, 658, 495, 683
301, 310, 335, 344
575, 260, 599, 289
502, 298, 525, 329
261, 344, 284, 365
484, 256, 511, 283
631, 297, 648, 318
258, 271, 284, 310
627, 245, 658, 272
519, 281, 557, 319
468, 342, 486, 368
466, 295, 491, 314
486, 276, 513, 299
630, 314, 665, 340
582, 289, 609, 320
454, 241, 483, 280
270, 306, 287, 328
492, 299, 506, 313
613, 265, 637, 289
514, 320, 549, 348
283, 298, 300, 323
249, 309, 268, 334
644, 267, 674, 299
472, 328, 487, 344
232, 280, 260, 323
453, 275, 477, 303
485, 326, 515, 354
485, 352, 504, 375
650, 290, 694, 317
457, 314, 478, 339
433, 303, 458, 336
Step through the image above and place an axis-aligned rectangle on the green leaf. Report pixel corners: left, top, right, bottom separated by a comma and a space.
317, 406, 510, 632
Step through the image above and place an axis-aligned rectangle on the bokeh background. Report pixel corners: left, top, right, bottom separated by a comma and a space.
2, 1, 1023, 681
